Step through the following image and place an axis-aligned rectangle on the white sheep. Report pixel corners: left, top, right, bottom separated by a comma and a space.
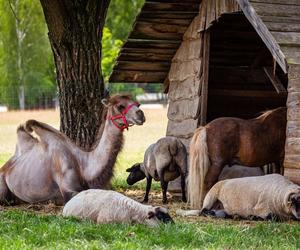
62, 189, 173, 226
201, 174, 300, 220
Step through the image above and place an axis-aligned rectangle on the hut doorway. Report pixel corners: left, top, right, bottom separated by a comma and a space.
205, 12, 288, 122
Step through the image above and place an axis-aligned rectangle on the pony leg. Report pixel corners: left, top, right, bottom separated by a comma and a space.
143, 176, 152, 203
203, 162, 224, 198
180, 173, 187, 202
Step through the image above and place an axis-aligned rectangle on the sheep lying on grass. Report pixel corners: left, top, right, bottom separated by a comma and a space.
201, 174, 300, 220
63, 189, 173, 226
126, 137, 187, 204
218, 165, 264, 181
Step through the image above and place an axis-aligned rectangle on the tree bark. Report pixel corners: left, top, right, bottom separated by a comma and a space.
39, 0, 110, 149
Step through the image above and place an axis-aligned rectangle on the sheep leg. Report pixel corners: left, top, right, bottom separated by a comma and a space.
161, 180, 169, 204
143, 176, 152, 203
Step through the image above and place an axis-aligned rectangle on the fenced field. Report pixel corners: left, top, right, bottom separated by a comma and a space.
0, 108, 300, 249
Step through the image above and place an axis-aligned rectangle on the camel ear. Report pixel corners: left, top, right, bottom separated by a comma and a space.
101, 99, 109, 107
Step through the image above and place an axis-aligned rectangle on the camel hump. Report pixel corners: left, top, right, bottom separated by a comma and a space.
25, 119, 60, 135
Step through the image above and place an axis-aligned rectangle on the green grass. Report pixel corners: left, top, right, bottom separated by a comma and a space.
0, 210, 299, 249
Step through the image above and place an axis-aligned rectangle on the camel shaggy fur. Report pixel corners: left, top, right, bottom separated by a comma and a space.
126, 137, 187, 203
63, 189, 173, 226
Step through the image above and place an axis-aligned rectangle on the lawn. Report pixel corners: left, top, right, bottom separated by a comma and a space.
0, 108, 300, 249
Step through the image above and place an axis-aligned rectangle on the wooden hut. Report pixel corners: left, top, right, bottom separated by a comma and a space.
109, 0, 300, 185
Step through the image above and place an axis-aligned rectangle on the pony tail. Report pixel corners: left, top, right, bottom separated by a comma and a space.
188, 127, 210, 209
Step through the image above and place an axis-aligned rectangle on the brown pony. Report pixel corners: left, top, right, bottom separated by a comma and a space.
0, 94, 145, 205
188, 107, 287, 209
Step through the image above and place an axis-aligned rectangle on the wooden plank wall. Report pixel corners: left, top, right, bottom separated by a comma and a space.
166, 0, 239, 151
249, 0, 300, 65
284, 64, 300, 185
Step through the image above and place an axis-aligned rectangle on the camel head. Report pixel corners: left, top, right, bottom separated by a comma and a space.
103, 94, 145, 130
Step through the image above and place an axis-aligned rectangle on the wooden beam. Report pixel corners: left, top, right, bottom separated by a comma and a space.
236, 0, 288, 73
200, 31, 210, 126
263, 67, 287, 94
209, 89, 287, 98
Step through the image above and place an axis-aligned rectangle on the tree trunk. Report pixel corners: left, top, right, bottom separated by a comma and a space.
39, 0, 110, 149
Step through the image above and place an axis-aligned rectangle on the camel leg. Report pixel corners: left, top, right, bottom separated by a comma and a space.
58, 166, 84, 204
142, 176, 152, 203
0, 172, 12, 205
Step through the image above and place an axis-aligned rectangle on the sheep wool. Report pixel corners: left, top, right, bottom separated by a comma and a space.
63, 189, 172, 226
218, 165, 264, 181
203, 174, 300, 220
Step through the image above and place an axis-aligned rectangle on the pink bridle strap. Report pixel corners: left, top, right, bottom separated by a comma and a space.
107, 102, 140, 131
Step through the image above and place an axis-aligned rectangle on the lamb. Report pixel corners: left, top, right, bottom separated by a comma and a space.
218, 165, 264, 181
62, 189, 173, 226
201, 174, 300, 220
126, 137, 187, 204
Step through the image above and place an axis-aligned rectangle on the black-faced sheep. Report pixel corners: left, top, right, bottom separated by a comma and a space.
126, 137, 187, 204
201, 174, 300, 220
62, 189, 173, 226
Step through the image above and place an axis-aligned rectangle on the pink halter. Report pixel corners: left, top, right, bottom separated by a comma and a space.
107, 102, 140, 130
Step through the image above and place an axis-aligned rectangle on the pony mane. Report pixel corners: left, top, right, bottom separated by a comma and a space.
258, 107, 286, 121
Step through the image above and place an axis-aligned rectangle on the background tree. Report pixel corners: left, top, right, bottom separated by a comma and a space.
39, 0, 111, 149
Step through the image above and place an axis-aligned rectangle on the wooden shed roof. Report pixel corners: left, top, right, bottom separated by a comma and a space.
109, 0, 300, 84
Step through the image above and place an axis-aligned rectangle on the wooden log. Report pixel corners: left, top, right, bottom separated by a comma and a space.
272, 32, 300, 46
166, 119, 198, 138
252, 2, 300, 17
250, 0, 300, 6
168, 76, 201, 101
236, 0, 288, 73
138, 12, 197, 20
263, 67, 286, 94
168, 59, 201, 82
200, 31, 210, 126
284, 168, 300, 185
114, 61, 171, 72
281, 46, 300, 65
124, 40, 180, 49
120, 47, 176, 55
284, 64, 300, 171
109, 70, 167, 83
142, 2, 200, 12
168, 97, 201, 121
264, 22, 300, 33
117, 52, 174, 62
130, 21, 187, 40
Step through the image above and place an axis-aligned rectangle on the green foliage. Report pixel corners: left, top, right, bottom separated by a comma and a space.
0, 0, 56, 109
106, 0, 145, 41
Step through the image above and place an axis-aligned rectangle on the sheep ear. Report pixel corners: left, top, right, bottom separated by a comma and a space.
148, 211, 155, 219
101, 99, 109, 107
126, 168, 132, 172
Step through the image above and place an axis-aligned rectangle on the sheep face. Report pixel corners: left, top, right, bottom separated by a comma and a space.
126, 163, 146, 185
147, 207, 174, 225
290, 193, 300, 220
